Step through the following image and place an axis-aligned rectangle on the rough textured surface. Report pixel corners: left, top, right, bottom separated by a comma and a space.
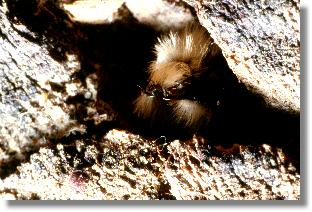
0, 0, 300, 200
184, 0, 300, 112
63, 0, 194, 30
0, 130, 300, 200
0, 0, 84, 178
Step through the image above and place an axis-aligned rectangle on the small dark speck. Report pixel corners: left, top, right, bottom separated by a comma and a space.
123, 194, 131, 200
49, 81, 65, 92
189, 155, 201, 167
275, 196, 286, 200
30, 101, 40, 107
239, 190, 246, 197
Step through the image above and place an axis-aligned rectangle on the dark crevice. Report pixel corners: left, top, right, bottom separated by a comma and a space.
0, 148, 39, 179
0, 27, 16, 47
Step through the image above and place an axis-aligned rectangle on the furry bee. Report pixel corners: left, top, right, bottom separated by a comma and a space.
133, 23, 230, 133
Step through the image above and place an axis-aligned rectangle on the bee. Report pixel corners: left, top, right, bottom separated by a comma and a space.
133, 23, 230, 133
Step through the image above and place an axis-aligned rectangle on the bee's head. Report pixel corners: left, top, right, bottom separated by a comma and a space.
146, 61, 192, 101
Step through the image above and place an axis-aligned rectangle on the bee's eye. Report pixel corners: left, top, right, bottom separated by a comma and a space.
176, 83, 183, 90
166, 83, 184, 98
146, 83, 164, 98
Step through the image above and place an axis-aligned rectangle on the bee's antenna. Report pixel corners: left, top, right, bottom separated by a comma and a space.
136, 85, 145, 93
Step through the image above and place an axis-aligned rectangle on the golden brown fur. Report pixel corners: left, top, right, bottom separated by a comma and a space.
172, 99, 212, 129
148, 61, 191, 88
133, 93, 160, 119
153, 24, 218, 71
133, 23, 221, 131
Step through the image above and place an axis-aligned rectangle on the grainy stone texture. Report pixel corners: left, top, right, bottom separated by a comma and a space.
184, 0, 300, 112
0, 0, 300, 200
63, 0, 194, 30
0, 130, 300, 200
0, 0, 84, 178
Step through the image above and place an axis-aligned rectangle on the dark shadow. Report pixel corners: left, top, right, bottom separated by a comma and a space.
6, 0, 80, 62
207, 82, 300, 169
0, 148, 39, 179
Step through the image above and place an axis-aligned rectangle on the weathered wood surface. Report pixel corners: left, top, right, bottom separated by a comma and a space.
0, 0, 300, 200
